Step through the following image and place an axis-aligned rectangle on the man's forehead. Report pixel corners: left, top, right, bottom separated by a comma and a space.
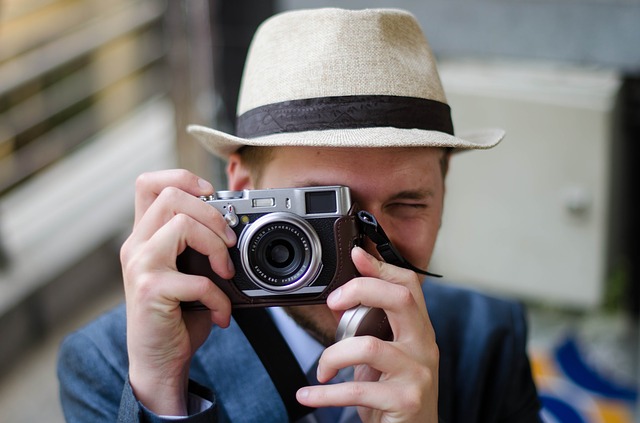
262, 145, 445, 168
255, 145, 445, 194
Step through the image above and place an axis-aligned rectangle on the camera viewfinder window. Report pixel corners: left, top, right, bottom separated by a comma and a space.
305, 191, 337, 214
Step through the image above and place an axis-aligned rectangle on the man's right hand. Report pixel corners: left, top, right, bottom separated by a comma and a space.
119, 169, 236, 416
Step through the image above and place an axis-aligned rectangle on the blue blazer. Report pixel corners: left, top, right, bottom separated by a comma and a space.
58, 280, 541, 422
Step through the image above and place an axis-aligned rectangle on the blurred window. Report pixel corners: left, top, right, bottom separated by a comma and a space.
0, 0, 168, 195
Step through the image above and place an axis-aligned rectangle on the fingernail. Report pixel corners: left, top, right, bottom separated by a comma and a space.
225, 225, 237, 244
297, 388, 309, 399
354, 245, 372, 258
328, 287, 341, 304
227, 256, 235, 274
198, 178, 213, 192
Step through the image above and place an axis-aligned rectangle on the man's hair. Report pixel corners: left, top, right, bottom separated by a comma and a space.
237, 146, 275, 186
440, 147, 452, 178
238, 146, 451, 186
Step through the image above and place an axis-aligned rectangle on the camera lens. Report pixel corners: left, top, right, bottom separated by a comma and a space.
268, 243, 291, 266
251, 224, 308, 282
239, 213, 322, 292
266, 240, 302, 271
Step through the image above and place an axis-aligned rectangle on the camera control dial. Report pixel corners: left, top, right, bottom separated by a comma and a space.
224, 205, 239, 228
216, 190, 243, 200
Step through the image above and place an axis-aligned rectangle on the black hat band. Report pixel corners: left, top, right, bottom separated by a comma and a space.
236, 95, 454, 139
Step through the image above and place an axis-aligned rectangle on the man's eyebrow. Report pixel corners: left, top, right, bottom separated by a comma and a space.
387, 189, 435, 201
293, 179, 333, 188
292, 180, 434, 201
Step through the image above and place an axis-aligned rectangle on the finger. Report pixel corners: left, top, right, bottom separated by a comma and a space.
297, 380, 406, 412
126, 215, 233, 326
298, 336, 437, 417
328, 276, 415, 313
124, 212, 235, 295
328, 278, 434, 343
131, 270, 232, 329
150, 212, 235, 279
315, 336, 408, 382
349, 246, 428, 310
350, 246, 418, 286
130, 186, 236, 249
168, 273, 232, 329
134, 170, 213, 226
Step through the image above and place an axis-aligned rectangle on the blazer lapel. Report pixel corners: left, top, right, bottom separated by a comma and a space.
191, 318, 288, 422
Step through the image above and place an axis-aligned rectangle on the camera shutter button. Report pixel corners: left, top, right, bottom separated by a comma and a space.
224, 205, 239, 227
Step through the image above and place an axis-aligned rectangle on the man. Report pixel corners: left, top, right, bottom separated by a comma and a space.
58, 8, 542, 422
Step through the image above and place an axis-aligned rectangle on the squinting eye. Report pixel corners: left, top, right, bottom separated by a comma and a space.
392, 203, 427, 209
386, 203, 429, 215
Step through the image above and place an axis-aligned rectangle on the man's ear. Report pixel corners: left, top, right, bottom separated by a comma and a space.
227, 153, 254, 190
440, 148, 452, 179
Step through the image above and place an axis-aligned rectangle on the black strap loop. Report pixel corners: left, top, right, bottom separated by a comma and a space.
356, 210, 442, 278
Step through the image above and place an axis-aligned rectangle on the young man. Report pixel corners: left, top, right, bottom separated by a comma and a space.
58, 8, 542, 422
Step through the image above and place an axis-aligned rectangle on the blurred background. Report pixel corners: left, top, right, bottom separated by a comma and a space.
0, 0, 637, 421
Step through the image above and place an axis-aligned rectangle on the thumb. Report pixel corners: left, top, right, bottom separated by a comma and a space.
351, 246, 424, 289
351, 246, 403, 282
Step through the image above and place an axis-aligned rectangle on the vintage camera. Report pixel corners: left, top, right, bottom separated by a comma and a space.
177, 186, 362, 308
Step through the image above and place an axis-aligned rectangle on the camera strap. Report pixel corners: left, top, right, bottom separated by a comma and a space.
232, 307, 315, 421
356, 210, 442, 278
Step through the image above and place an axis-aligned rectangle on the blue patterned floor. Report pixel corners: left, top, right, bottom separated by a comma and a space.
531, 329, 638, 422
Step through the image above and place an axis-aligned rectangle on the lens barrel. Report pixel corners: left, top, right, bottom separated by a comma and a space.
238, 213, 322, 292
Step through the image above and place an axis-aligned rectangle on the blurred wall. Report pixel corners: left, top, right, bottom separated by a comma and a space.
0, 0, 173, 377
279, 0, 640, 70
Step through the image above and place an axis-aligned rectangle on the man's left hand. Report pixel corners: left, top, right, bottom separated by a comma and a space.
296, 246, 439, 422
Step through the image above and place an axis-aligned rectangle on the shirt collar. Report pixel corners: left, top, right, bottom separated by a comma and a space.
268, 307, 325, 373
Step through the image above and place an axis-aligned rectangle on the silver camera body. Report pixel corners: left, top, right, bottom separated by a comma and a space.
178, 186, 361, 307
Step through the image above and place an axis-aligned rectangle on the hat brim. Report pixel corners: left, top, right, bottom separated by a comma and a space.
187, 124, 505, 160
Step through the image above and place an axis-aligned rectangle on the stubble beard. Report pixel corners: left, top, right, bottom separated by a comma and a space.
283, 305, 338, 347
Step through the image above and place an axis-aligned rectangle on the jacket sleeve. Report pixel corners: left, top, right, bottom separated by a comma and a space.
118, 378, 218, 423
58, 329, 218, 422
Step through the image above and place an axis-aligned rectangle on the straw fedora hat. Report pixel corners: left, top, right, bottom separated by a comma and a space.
188, 8, 504, 159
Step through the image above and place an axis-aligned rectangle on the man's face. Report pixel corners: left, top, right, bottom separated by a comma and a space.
230, 146, 447, 345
